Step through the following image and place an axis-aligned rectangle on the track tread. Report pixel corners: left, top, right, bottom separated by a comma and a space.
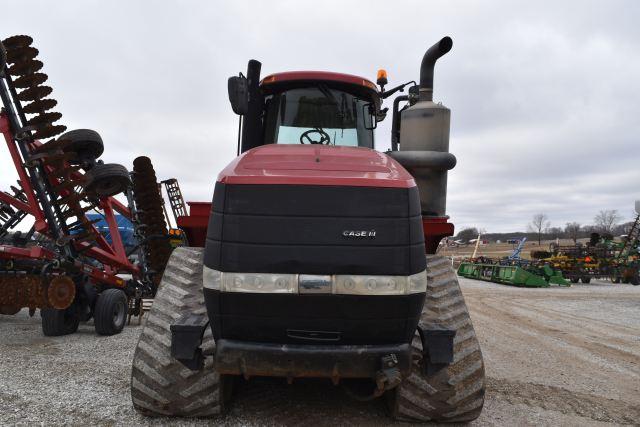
130, 247, 225, 417
389, 255, 486, 422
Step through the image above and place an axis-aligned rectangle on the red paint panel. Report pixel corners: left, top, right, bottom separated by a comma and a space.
218, 145, 416, 189
176, 202, 212, 247
423, 217, 455, 255
261, 71, 377, 91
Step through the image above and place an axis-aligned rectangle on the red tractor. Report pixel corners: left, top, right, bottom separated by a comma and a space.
131, 37, 485, 422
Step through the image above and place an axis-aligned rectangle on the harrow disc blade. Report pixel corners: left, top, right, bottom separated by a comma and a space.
13, 72, 48, 88
47, 276, 76, 310
32, 123, 67, 139
26, 111, 62, 126
6, 45, 38, 64
2, 35, 33, 50
17, 85, 52, 102
22, 98, 57, 114
8, 58, 43, 76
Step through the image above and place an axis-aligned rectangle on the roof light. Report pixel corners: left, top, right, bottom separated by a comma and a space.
376, 69, 388, 89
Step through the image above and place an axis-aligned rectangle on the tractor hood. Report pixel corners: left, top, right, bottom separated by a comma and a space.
217, 144, 416, 188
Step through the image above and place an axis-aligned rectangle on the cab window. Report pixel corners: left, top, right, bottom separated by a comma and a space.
263, 86, 375, 148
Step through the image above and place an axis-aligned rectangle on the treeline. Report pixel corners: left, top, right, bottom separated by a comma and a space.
482, 223, 633, 243
456, 209, 637, 244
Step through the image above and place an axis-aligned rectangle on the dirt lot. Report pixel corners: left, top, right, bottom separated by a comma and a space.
1, 278, 639, 426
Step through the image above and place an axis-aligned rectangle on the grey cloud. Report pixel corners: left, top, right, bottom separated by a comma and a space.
1, 0, 638, 232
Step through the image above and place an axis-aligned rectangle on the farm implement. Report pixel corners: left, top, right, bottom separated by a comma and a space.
0, 35, 171, 335
536, 204, 640, 285
457, 260, 569, 288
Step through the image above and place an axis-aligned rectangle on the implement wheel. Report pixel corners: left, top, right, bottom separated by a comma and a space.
41, 306, 80, 336
84, 163, 131, 197
388, 255, 485, 422
131, 247, 230, 417
59, 129, 104, 164
94, 288, 128, 335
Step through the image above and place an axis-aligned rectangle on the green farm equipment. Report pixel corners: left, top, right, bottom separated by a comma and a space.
457, 261, 569, 288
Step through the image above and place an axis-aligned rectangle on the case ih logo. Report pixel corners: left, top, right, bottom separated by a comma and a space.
342, 230, 376, 238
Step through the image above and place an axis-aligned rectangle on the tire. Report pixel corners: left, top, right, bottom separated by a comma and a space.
570, 277, 580, 283
94, 288, 128, 336
59, 128, 104, 162
581, 276, 591, 284
631, 275, 639, 286
41, 306, 80, 336
611, 276, 621, 284
388, 255, 485, 422
84, 163, 131, 197
131, 247, 229, 417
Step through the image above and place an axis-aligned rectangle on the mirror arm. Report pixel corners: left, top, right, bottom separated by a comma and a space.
391, 95, 409, 151
380, 80, 416, 99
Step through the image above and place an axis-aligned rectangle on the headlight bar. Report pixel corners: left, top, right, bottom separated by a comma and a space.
203, 266, 427, 295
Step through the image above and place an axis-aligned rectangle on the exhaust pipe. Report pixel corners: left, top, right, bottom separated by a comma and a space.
419, 36, 453, 101
388, 37, 456, 252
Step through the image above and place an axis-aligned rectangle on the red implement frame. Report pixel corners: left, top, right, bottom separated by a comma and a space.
0, 112, 138, 286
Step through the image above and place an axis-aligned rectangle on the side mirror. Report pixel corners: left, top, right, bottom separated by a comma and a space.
363, 102, 377, 130
228, 75, 249, 115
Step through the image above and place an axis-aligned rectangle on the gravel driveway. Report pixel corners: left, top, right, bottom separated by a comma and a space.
1, 278, 638, 426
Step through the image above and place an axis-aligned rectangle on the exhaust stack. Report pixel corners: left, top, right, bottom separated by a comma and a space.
390, 37, 456, 219
419, 36, 453, 101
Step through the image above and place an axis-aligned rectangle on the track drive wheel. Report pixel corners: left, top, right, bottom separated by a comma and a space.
41, 306, 80, 336
84, 163, 131, 197
388, 255, 485, 423
94, 288, 128, 335
131, 247, 230, 417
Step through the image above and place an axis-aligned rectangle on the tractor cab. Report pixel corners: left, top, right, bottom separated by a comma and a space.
260, 72, 381, 149
228, 64, 382, 153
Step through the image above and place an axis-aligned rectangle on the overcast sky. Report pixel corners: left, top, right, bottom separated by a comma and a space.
1, 1, 638, 233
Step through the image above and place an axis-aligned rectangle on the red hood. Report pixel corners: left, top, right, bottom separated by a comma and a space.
217, 145, 415, 188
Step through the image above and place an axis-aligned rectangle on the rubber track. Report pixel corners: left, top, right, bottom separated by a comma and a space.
130, 247, 224, 416
389, 255, 486, 422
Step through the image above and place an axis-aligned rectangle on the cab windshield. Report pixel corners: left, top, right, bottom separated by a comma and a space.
263, 86, 375, 148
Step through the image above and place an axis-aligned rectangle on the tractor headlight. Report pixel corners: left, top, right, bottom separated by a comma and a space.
203, 266, 427, 295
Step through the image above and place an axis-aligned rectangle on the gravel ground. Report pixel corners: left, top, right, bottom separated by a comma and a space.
1, 278, 639, 426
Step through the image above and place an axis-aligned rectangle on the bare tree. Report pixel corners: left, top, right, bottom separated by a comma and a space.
594, 210, 622, 234
528, 213, 550, 245
565, 222, 581, 243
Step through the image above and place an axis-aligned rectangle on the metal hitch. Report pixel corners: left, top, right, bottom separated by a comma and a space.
170, 313, 209, 371
417, 324, 456, 376
374, 354, 402, 395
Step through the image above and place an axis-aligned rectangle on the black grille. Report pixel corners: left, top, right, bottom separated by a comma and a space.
204, 183, 426, 275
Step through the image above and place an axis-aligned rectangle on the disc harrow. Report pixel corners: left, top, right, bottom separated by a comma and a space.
0, 34, 166, 336
0, 274, 75, 314
132, 156, 172, 291
1, 35, 100, 244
